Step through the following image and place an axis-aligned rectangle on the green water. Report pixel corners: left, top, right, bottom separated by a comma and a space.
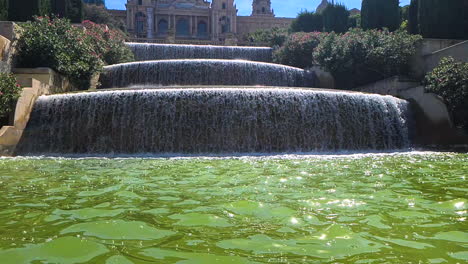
0, 153, 466, 263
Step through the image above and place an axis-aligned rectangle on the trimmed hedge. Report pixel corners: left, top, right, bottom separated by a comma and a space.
424, 57, 468, 132
313, 28, 422, 88
273, 32, 323, 69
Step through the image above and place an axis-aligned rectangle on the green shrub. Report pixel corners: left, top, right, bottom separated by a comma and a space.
273, 32, 323, 69
244, 27, 288, 47
0, 73, 21, 125
322, 3, 349, 33
82, 20, 133, 65
16, 16, 103, 90
8, 0, 51, 22
290, 11, 323, 33
361, 0, 400, 31
313, 28, 422, 88
424, 57, 468, 132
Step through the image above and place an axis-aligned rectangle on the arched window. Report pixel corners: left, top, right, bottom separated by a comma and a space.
135, 12, 146, 37
262, 7, 265, 13
158, 19, 168, 35
138, 0, 142, 5
220, 16, 230, 33
197, 21, 207, 37
176, 18, 189, 37
222, 3, 226, 9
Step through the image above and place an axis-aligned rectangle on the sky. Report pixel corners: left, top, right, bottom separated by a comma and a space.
106, 0, 411, 18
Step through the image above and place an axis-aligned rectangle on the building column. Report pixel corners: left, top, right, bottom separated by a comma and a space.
146, 7, 154, 39
194, 16, 198, 37
189, 15, 193, 36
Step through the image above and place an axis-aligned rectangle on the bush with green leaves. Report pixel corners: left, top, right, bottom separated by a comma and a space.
313, 28, 422, 88
15, 16, 103, 90
244, 27, 288, 47
273, 32, 323, 69
289, 11, 323, 33
83, 3, 126, 31
424, 57, 468, 132
82, 20, 133, 65
0, 73, 21, 125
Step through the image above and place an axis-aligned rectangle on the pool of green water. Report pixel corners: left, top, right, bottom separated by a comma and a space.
0, 153, 466, 263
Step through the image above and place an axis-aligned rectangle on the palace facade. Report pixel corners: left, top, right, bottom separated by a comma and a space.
109, 0, 293, 44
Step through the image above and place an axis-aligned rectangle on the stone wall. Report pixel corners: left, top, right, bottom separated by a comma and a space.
236, 16, 293, 37
0, 35, 11, 73
0, 79, 52, 156
410, 39, 468, 79
357, 77, 468, 147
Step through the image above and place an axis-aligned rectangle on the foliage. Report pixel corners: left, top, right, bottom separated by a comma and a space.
417, 0, 467, 39
83, 4, 126, 31
348, 14, 361, 29
322, 3, 349, 33
0, 73, 21, 123
50, 0, 83, 23
290, 11, 323, 33
313, 28, 422, 88
8, 0, 51, 22
15, 16, 103, 90
273, 32, 323, 69
244, 27, 288, 47
82, 20, 133, 65
400, 5, 409, 23
408, 0, 418, 34
361, 0, 400, 31
0, 0, 8, 21
83, 0, 105, 5
424, 57, 468, 131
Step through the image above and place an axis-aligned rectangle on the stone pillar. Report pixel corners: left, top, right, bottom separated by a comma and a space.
194, 17, 198, 38
189, 16, 193, 36
146, 7, 154, 39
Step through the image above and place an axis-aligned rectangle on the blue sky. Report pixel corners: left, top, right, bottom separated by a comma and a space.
106, 0, 411, 18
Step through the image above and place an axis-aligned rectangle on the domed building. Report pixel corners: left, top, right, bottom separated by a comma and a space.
109, 0, 293, 44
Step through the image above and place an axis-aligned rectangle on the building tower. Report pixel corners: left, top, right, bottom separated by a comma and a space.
251, 0, 274, 17
211, 0, 238, 40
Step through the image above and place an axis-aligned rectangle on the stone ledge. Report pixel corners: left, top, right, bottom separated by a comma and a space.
13, 67, 71, 94
0, 78, 52, 156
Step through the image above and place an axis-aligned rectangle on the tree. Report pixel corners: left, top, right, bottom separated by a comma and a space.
322, 3, 349, 33
348, 14, 361, 29
361, 0, 399, 31
83, 4, 126, 31
408, 0, 418, 34
8, 0, 51, 21
50, 0, 83, 23
290, 11, 323, 33
418, 0, 466, 39
0, 0, 8, 21
83, 0, 105, 6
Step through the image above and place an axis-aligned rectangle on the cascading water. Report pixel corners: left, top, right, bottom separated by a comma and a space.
16, 88, 411, 155
99, 59, 315, 88
127, 43, 273, 62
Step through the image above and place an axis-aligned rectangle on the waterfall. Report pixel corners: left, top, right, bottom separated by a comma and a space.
100, 60, 315, 88
16, 88, 411, 155
126, 43, 273, 62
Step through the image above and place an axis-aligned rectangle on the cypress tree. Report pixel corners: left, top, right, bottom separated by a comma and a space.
8, 0, 51, 21
290, 11, 323, 33
361, 0, 399, 31
322, 3, 350, 33
50, 0, 83, 23
0, 0, 8, 21
418, 0, 465, 39
408, 0, 418, 34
